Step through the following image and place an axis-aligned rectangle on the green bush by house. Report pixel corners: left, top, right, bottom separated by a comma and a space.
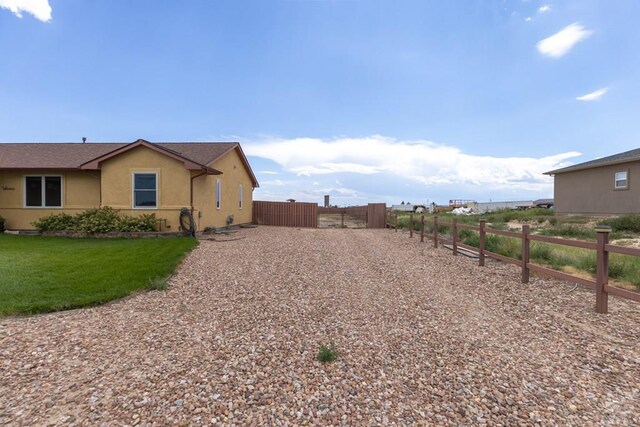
33, 207, 159, 233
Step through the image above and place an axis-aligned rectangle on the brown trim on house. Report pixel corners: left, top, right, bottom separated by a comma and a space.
190, 170, 208, 209
546, 158, 639, 175
210, 143, 260, 188
79, 139, 223, 175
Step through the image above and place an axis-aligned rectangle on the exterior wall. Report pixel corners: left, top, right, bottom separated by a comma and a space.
0, 170, 100, 229
192, 148, 254, 229
0, 145, 256, 231
100, 146, 191, 230
554, 161, 640, 215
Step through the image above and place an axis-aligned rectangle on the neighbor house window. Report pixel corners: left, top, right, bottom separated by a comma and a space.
614, 171, 628, 189
133, 172, 157, 208
238, 184, 243, 209
216, 179, 221, 209
25, 176, 62, 208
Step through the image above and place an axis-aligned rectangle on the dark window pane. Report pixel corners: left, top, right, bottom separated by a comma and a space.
45, 176, 62, 207
134, 174, 156, 190
25, 177, 42, 207
135, 190, 156, 207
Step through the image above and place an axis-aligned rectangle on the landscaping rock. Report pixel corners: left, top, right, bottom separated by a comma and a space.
1, 227, 639, 425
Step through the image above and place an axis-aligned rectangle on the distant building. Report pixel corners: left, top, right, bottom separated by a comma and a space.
391, 203, 430, 213
470, 200, 534, 214
545, 147, 640, 215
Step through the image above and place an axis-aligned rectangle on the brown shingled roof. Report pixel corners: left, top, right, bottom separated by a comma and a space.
0, 139, 259, 187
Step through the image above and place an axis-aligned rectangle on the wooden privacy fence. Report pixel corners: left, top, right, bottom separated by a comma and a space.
253, 201, 318, 228
253, 202, 387, 229
387, 212, 640, 314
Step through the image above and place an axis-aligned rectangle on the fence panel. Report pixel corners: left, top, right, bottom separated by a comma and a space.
253, 201, 318, 228
366, 203, 386, 229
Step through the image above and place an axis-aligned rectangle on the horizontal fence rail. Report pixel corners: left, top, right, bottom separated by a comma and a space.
386, 212, 640, 314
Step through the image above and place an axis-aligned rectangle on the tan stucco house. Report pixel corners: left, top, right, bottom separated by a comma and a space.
545, 147, 640, 215
0, 139, 259, 231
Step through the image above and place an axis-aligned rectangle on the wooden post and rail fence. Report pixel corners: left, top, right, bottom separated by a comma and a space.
386, 211, 640, 314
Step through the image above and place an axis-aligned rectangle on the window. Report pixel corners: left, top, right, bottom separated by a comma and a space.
238, 184, 243, 209
216, 179, 221, 209
25, 176, 62, 208
614, 171, 628, 189
133, 173, 157, 208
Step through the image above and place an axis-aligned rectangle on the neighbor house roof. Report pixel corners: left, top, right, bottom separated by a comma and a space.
545, 147, 640, 175
0, 139, 259, 187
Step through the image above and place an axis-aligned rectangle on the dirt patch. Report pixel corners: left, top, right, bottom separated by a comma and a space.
318, 213, 366, 228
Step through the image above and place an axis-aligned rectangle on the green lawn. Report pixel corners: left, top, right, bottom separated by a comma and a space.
0, 234, 198, 316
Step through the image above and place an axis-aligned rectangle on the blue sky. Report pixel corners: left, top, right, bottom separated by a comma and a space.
1, 0, 639, 205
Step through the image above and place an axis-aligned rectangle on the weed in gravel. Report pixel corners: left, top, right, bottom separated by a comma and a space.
317, 343, 337, 363
148, 277, 170, 291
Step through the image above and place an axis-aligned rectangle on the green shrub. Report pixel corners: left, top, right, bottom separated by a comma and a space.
32, 207, 159, 233
0, 215, 5, 230
117, 214, 157, 232
76, 207, 121, 233
538, 225, 595, 240
459, 229, 479, 247
531, 243, 553, 263
32, 213, 77, 232
602, 215, 640, 233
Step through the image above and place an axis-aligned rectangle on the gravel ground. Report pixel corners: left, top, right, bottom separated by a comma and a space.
1, 227, 639, 426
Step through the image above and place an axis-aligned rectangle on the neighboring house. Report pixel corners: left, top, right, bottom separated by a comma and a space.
0, 139, 259, 231
545, 147, 640, 215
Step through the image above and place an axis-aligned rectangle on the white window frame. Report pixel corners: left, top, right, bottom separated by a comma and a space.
216, 179, 221, 210
238, 184, 243, 209
23, 175, 63, 208
614, 170, 629, 190
132, 172, 158, 209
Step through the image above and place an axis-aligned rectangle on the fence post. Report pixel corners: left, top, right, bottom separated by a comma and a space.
394, 212, 398, 232
409, 214, 413, 238
452, 219, 458, 256
420, 215, 424, 242
595, 225, 611, 314
521, 224, 530, 283
479, 219, 486, 267
433, 215, 439, 249
341, 210, 345, 228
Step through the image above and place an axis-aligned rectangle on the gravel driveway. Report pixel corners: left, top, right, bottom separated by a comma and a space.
1, 227, 639, 425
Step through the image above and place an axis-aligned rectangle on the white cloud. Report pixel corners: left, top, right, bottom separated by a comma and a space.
576, 87, 608, 101
538, 5, 552, 13
525, 17, 532, 22
537, 23, 592, 58
258, 170, 279, 175
0, 0, 52, 21
244, 135, 581, 193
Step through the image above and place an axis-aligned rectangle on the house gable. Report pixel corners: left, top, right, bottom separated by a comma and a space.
80, 139, 222, 175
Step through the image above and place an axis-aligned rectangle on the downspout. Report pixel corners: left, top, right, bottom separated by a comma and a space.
190, 170, 207, 214
83, 170, 101, 207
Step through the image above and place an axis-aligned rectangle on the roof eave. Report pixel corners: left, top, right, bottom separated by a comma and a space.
212, 143, 260, 188
545, 157, 640, 176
